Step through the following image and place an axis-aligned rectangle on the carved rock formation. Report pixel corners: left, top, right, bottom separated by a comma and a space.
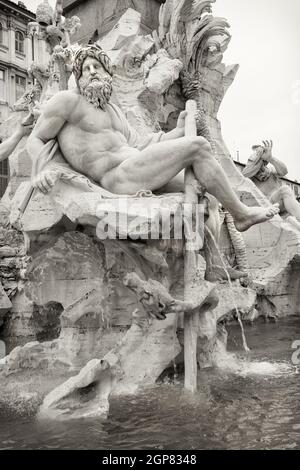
2, 0, 297, 421
156, 0, 300, 318
39, 308, 181, 420
124, 271, 218, 320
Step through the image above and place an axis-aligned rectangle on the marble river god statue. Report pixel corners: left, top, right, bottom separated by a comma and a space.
243, 140, 300, 224
27, 44, 279, 233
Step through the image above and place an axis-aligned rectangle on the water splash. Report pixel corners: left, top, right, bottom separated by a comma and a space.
215, 350, 295, 377
205, 226, 250, 352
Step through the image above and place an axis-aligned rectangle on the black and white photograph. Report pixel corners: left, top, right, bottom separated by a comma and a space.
0, 0, 299, 455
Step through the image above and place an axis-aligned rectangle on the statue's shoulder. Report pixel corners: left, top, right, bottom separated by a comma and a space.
55, 89, 80, 106
45, 89, 81, 116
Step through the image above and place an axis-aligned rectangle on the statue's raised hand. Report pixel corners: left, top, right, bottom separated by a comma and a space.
19, 113, 35, 136
262, 140, 273, 162
32, 167, 61, 194
176, 110, 188, 128
175, 110, 188, 136
18, 123, 34, 138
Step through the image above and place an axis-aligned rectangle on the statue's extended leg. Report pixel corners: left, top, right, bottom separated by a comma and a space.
100, 136, 279, 232
270, 186, 300, 222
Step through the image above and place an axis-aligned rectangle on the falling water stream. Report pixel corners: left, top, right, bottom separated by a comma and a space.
204, 226, 250, 351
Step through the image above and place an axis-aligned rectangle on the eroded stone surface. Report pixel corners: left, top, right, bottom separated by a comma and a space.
214, 283, 257, 322
38, 358, 114, 420
39, 312, 181, 420
0, 283, 12, 324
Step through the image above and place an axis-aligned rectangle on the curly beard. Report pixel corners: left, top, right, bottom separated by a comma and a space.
78, 76, 113, 109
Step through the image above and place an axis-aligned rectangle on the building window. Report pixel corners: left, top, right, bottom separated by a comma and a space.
0, 23, 3, 44
0, 158, 9, 197
15, 75, 26, 101
0, 69, 5, 101
15, 31, 24, 53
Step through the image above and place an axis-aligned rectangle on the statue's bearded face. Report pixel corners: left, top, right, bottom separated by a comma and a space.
78, 57, 113, 109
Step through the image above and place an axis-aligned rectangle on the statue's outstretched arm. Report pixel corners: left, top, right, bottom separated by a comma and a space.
27, 93, 71, 167
269, 156, 288, 178
0, 123, 31, 162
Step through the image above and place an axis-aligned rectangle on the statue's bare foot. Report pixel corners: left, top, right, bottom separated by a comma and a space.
234, 204, 280, 232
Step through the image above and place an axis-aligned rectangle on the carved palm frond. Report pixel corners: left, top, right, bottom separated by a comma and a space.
169, 0, 189, 42
178, 0, 194, 19
185, 14, 211, 68
188, 0, 215, 20
158, 0, 174, 42
157, 0, 230, 73
192, 18, 230, 71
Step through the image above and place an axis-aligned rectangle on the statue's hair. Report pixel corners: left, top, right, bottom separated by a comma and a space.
73, 44, 113, 84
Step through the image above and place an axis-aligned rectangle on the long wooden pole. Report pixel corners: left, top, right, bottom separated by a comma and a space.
183, 99, 201, 393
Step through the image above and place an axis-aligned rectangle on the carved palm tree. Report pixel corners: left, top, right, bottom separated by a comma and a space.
156, 1, 248, 279
156, 0, 231, 144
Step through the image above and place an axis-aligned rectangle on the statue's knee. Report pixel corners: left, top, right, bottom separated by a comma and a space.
189, 136, 212, 157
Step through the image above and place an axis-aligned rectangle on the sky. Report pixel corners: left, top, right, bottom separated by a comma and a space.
21, 0, 300, 181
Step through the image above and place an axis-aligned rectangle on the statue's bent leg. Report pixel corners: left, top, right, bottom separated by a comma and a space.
100, 137, 198, 193
100, 136, 279, 231
101, 136, 237, 195
189, 139, 279, 231
270, 186, 300, 222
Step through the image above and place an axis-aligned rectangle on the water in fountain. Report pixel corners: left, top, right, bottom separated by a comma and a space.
204, 225, 250, 352
1, 316, 299, 449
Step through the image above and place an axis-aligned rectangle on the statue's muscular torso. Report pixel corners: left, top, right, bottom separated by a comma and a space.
57, 92, 140, 183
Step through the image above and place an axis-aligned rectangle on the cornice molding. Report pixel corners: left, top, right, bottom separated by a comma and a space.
0, 0, 36, 22
0, 58, 29, 75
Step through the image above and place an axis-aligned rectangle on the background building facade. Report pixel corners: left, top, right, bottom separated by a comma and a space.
0, 0, 47, 124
